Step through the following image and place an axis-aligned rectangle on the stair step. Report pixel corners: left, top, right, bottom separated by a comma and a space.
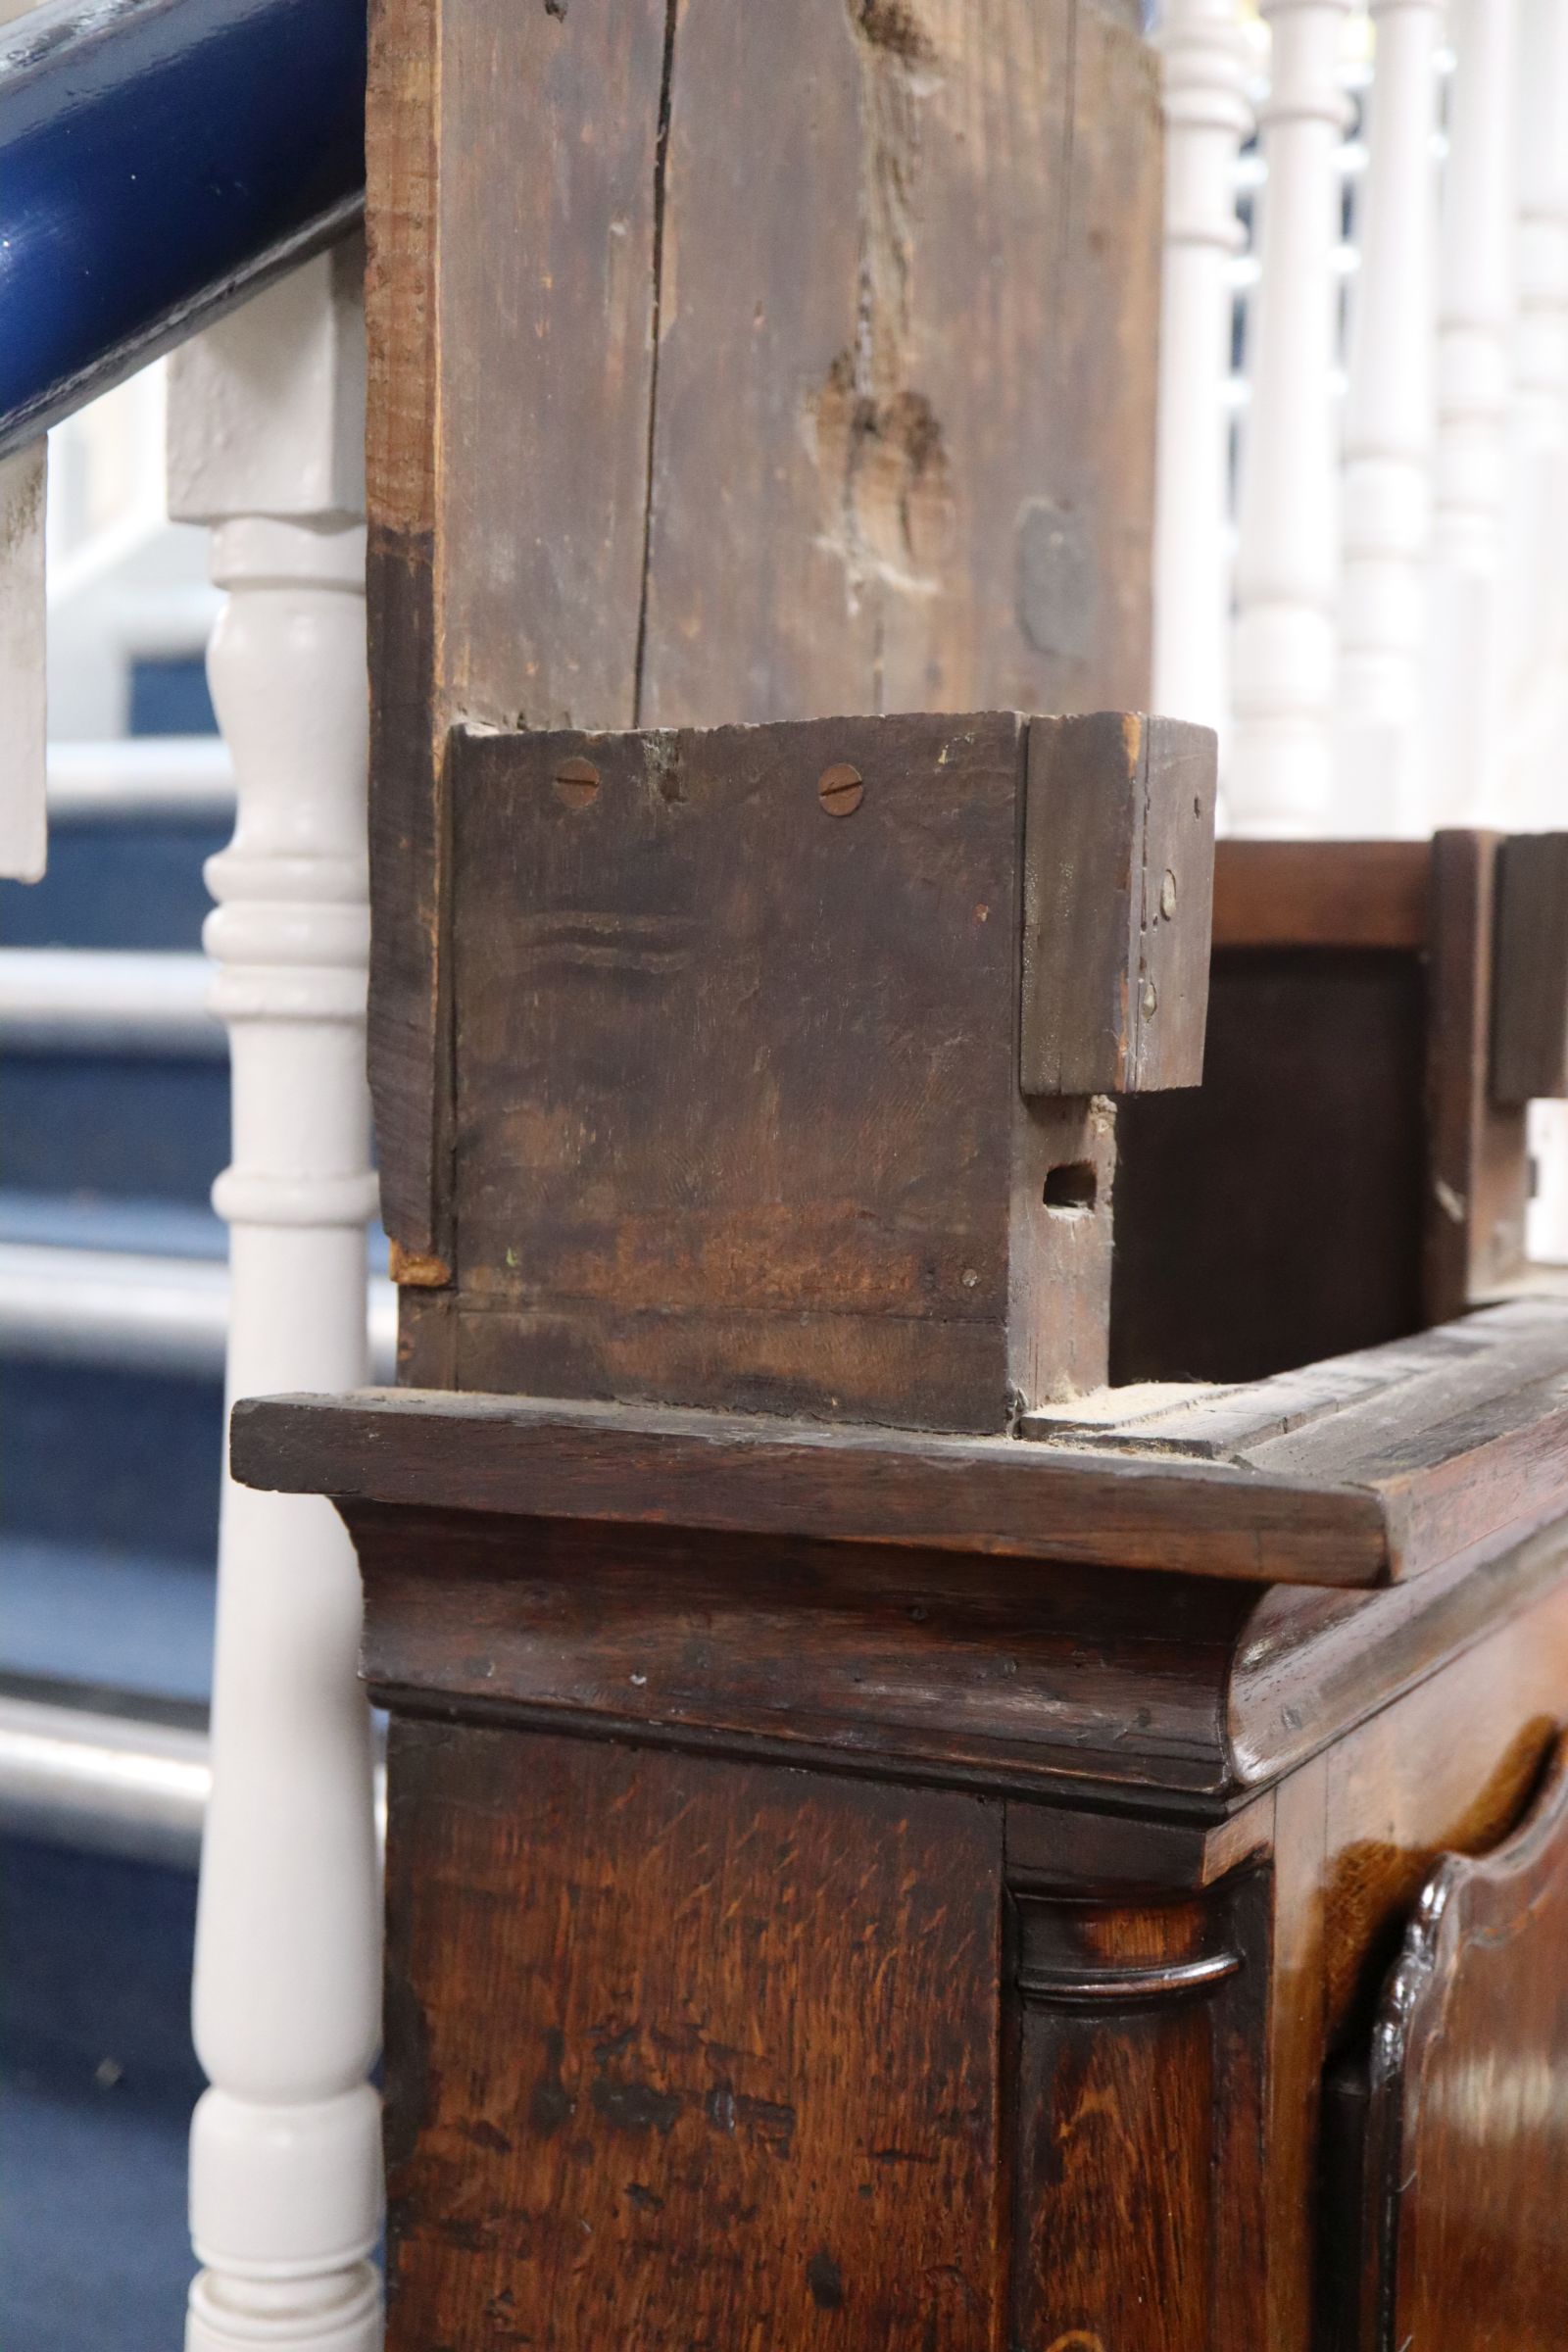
0, 1539, 216, 1703
0, 1055, 228, 1200
0, 1240, 395, 1375
0, 1834, 202, 2352
0, 950, 220, 1054
1, 741, 231, 953
46, 737, 234, 825
0, 1191, 226, 1257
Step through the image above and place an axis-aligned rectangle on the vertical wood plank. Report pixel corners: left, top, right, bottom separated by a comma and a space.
437, 0, 670, 734
641, 0, 1159, 729
365, 0, 446, 1268
385, 1721, 1004, 2349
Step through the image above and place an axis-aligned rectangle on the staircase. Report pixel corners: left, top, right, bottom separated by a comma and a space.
0, 663, 227, 2345
0, 683, 389, 2348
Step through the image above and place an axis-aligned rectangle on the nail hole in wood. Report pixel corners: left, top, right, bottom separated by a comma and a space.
1044, 1162, 1097, 1215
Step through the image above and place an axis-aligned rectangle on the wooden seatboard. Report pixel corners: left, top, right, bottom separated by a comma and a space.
232, 1298, 1568, 1588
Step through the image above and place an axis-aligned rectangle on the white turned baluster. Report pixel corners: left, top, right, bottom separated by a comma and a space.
1499, 0, 1568, 828
1229, 0, 1355, 835
0, 442, 47, 881
1152, 0, 1253, 737
1426, 0, 1520, 824
167, 245, 383, 2352
1334, 0, 1442, 833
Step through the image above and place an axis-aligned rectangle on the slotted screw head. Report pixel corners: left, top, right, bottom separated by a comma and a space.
818, 762, 864, 817
554, 755, 602, 809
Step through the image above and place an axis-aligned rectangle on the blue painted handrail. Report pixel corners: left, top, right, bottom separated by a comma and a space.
0, 0, 366, 458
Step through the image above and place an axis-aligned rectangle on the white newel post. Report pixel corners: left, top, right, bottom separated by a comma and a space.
1334, 0, 1442, 833
168, 244, 383, 2352
1228, 0, 1354, 835
1152, 0, 1252, 738
1426, 0, 1519, 824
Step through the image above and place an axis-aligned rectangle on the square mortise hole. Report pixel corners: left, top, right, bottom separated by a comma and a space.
1044, 1162, 1097, 1215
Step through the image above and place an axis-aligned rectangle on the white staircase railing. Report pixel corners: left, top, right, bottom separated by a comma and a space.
1155, 0, 1568, 1257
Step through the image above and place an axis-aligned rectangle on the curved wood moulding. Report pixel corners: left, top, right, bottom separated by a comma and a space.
1355, 1737, 1568, 2350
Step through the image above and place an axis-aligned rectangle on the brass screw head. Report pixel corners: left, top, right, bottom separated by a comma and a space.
818, 762, 864, 817
554, 755, 602, 809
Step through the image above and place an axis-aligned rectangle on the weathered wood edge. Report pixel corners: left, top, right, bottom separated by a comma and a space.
231, 1388, 1390, 1588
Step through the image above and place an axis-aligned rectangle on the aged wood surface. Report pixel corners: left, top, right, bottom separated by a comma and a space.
1020, 711, 1215, 1096
233, 1386, 1390, 1588
1491, 829, 1568, 1105
362, 0, 1162, 1277
366, 1540, 1568, 2352
1425, 829, 1529, 1321
640, 0, 1157, 729
1210, 839, 1431, 953
1262, 1589, 1568, 2343
384, 1723, 1003, 2352
445, 711, 1208, 1430
1114, 829, 1539, 1384
285, 1477, 1568, 1802
1112, 946, 1428, 1382
1348, 1740, 1568, 2351
1008, 1870, 1270, 2350
234, 1298, 1568, 1589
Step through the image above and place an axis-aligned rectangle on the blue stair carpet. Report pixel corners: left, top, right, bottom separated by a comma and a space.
0, 1837, 202, 2352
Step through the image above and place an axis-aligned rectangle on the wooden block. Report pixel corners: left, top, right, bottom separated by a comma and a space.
1021, 711, 1215, 1096
440, 709, 1211, 1431
1491, 830, 1568, 1104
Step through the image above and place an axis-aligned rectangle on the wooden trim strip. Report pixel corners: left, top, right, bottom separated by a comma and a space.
231, 1386, 1391, 1589
1211, 839, 1431, 953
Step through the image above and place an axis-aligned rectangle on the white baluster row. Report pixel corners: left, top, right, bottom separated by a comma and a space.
1337, 0, 1441, 835
167, 245, 384, 2352
1154, 0, 1568, 848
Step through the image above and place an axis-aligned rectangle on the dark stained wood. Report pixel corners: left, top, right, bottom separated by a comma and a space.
352, 1507, 1264, 1798
444, 710, 1208, 1431
1114, 831, 1544, 1386
1492, 829, 1568, 1105
1020, 712, 1215, 1097
384, 1722, 1004, 2352
1425, 828, 1529, 1321
1111, 947, 1428, 1384
1348, 1740, 1568, 2351
232, 1386, 1391, 1588
1210, 840, 1431, 953
233, 1297, 1568, 1588
1007, 1869, 1270, 2351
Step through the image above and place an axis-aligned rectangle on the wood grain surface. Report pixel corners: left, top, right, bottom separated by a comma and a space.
362, 0, 1163, 1274
1492, 830, 1568, 1105
441, 710, 1210, 1429
233, 1298, 1568, 1590
1342, 1740, 1568, 2349
384, 1723, 1004, 2351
